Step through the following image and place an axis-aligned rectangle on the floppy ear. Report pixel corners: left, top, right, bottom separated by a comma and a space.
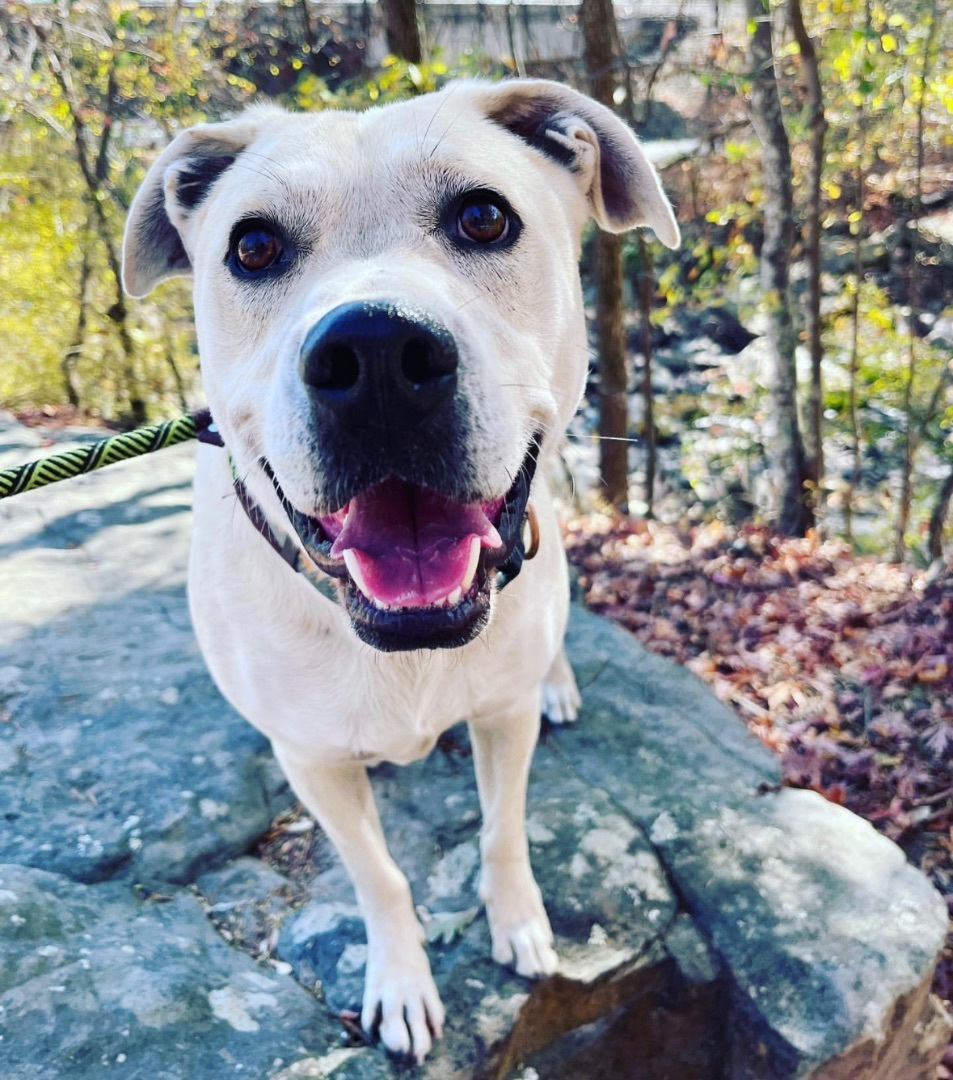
122, 111, 273, 298
473, 79, 680, 247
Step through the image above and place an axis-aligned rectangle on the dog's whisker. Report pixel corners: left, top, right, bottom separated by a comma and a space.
423, 82, 463, 158
453, 292, 487, 315
240, 149, 291, 189
567, 433, 643, 444
228, 159, 290, 186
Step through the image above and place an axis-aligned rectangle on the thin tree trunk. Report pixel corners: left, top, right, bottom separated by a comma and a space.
928, 464, 953, 562
844, 227, 862, 547
62, 222, 93, 409
36, 29, 146, 425
297, 0, 319, 61
379, 0, 422, 63
594, 234, 629, 511
505, 4, 524, 76
893, 2, 940, 562
580, 0, 629, 512
844, 0, 869, 546
788, 0, 826, 517
164, 326, 190, 413
637, 236, 656, 516
745, 0, 811, 536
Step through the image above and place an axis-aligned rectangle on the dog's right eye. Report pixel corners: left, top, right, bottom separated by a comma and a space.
231, 225, 283, 274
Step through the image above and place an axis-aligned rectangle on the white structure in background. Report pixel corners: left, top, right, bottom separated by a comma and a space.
349, 1, 749, 71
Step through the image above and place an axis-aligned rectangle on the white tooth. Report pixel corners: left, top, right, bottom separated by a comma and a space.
461, 536, 481, 592
447, 588, 462, 607
342, 549, 371, 599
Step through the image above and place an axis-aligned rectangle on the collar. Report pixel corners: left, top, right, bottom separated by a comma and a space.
195, 410, 537, 600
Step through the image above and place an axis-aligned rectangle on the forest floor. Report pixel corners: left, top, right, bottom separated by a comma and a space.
563, 514, 953, 1072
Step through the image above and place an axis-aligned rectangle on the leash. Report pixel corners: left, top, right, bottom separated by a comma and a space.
0, 409, 221, 499
1, 409, 535, 593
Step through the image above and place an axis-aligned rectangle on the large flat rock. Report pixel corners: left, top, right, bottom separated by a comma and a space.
0, 419, 292, 886
0, 862, 332, 1079
1, 415, 949, 1078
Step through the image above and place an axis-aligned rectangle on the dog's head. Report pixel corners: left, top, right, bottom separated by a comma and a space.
123, 79, 678, 651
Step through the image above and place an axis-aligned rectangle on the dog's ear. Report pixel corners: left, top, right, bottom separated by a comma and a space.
475, 79, 680, 247
122, 111, 271, 298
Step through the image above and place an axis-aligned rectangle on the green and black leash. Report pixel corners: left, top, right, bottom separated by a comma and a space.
0, 408, 221, 500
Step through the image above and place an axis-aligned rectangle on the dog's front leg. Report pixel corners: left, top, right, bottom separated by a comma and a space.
271, 744, 444, 1062
469, 696, 558, 978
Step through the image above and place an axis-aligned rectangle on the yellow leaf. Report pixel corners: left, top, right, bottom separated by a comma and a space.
880, 33, 898, 52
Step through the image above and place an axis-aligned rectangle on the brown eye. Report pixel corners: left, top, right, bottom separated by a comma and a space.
234, 226, 281, 272
457, 195, 509, 244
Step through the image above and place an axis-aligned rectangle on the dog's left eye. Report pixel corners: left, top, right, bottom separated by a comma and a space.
457, 194, 510, 245
232, 225, 283, 274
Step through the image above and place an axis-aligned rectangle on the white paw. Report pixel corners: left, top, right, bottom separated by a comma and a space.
361, 940, 445, 1063
541, 648, 581, 724
492, 915, 558, 977
541, 677, 580, 724
481, 863, 558, 978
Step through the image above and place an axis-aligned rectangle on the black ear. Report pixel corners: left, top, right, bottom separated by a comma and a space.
122, 111, 275, 297
474, 79, 679, 246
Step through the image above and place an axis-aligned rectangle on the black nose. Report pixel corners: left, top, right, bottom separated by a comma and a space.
300, 301, 458, 423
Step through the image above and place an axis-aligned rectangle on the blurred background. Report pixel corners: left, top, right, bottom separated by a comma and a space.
0, 0, 950, 555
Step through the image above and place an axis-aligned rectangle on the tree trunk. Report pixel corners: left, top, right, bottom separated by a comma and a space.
928, 463, 953, 563
788, 0, 826, 516
580, 0, 629, 512
380, 0, 422, 63
745, 0, 811, 536
637, 236, 656, 516
594, 233, 629, 511
62, 222, 93, 409
843, 0, 870, 547
893, 0, 939, 562
844, 217, 862, 547
37, 30, 147, 426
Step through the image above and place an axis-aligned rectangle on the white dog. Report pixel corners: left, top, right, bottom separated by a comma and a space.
122, 79, 678, 1063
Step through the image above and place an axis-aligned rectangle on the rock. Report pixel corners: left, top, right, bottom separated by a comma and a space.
0, 427, 293, 886
554, 610, 952, 1079
821, 234, 892, 277
1, 414, 949, 1078
633, 101, 690, 142
276, 739, 698, 1077
650, 305, 758, 357
0, 863, 333, 1079
197, 857, 303, 961
267, 607, 949, 1078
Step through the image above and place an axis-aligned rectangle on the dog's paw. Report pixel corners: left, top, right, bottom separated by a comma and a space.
481, 863, 558, 978
541, 648, 581, 724
361, 943, 445, 1064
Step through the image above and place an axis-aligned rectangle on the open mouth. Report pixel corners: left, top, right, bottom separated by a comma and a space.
266, 438, 540, 651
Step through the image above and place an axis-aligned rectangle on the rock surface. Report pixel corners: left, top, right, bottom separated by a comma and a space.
0, 414, 949, 1079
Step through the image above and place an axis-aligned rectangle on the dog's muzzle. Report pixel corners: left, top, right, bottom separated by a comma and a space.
264, 301, 539, 652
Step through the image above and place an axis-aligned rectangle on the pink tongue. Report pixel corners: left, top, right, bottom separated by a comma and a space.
325, 478, 502, 608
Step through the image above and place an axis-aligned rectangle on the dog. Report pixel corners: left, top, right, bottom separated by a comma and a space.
122, 78, 678, 1063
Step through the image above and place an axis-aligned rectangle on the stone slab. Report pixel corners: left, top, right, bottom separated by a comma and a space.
1, 414, 949, 1078
0, 420, 292, 886
0, 862, 333, 1079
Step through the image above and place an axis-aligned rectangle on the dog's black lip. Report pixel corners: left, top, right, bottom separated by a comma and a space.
262, 436, 540, 650
344, 574, 493, 652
